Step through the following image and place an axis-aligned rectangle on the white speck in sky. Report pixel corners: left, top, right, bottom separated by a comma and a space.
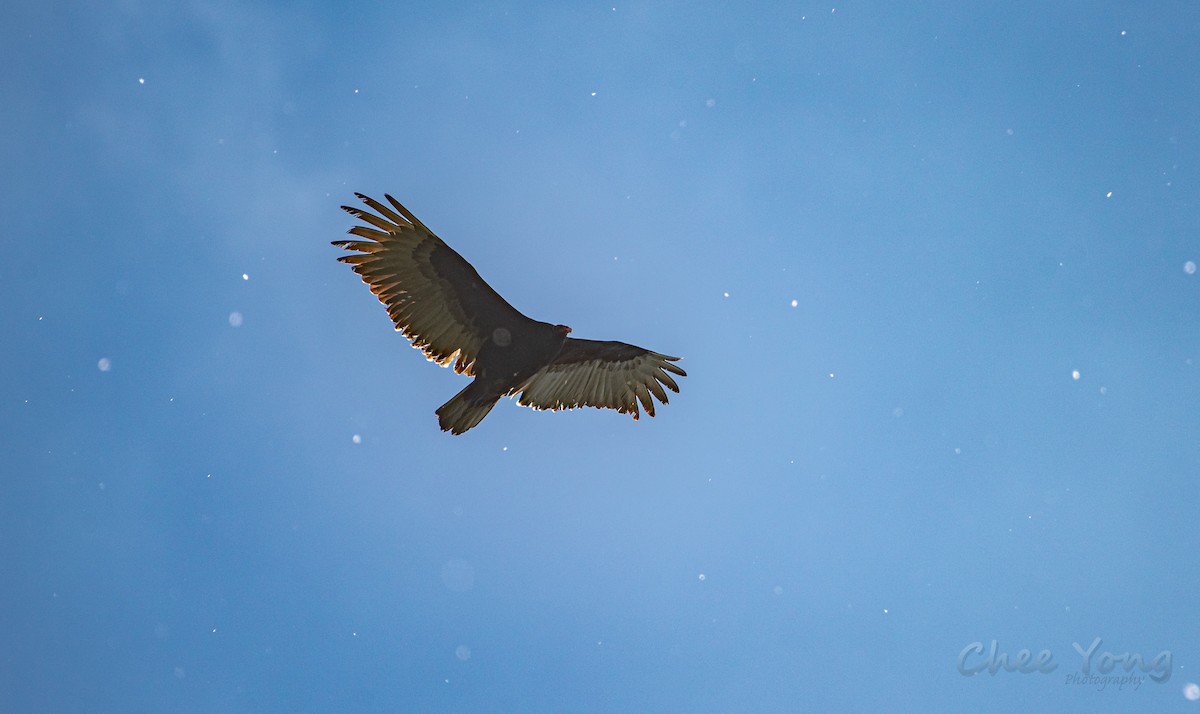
242, 273, 249, 281
228, 311, 243, 327
502, 446, 508, 452
591, 91, 597, 96
723, 292, 729, 298
138, 78, 145, 85
883, 608, 888, 614
1106, 191, 1113, 198
1184, 683, 1200, 701
97, 357, 111, 372
352, 434, 361, 444
1120, 30, 1127, 37
1071, 369, 1081, 381
698, 573, 706, 581
790, 299, 798, 308
1184, 260, 1196, 275
828, 373, 835, 379
455, 645, 471, 661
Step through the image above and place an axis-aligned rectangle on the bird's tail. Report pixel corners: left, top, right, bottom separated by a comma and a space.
436, 382, 500, 435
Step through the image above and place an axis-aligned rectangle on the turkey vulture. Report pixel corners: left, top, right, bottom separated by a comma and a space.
333, 193, 686, 434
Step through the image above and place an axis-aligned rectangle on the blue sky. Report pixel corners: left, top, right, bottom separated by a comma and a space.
3, 1, 1199, 711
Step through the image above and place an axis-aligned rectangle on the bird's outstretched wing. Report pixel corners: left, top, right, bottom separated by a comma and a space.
515, 338, 686, 419
333, 193, 530, 375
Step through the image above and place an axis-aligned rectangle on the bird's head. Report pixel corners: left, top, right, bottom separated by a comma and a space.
555, 324, 573, 336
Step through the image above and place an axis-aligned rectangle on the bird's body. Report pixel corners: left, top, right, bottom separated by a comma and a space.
435, 320, 570, 434
333, 193, 685, 434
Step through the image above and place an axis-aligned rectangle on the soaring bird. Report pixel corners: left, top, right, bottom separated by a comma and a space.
333, 193, 686, 434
